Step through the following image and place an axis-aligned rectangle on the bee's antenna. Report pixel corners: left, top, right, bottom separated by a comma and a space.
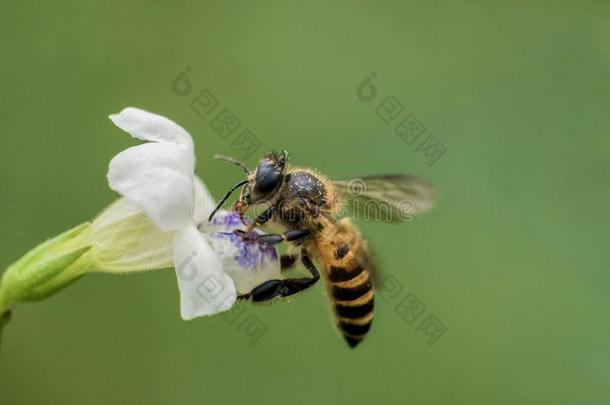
213, 154, 250, 175
208, 179, 249, 222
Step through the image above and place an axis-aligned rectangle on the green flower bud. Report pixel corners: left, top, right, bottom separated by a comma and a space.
0, 198, 175, 315
0, 223, 92, 311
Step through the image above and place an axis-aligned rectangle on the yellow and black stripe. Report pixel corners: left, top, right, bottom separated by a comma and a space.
327, 242, 374, 348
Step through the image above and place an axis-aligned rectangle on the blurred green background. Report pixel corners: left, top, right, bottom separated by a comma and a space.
1, 1, 609, 404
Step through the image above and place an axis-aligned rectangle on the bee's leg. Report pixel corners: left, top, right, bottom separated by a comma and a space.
254, 229, 310, 246
234, 228, 309, 247
280, 254, 298, 270
238, 248, 319, 302
231, 200, 249, 226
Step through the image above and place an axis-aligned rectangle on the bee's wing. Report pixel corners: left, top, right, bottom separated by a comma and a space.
332, 174, 437, 223
364, 244, 385, 288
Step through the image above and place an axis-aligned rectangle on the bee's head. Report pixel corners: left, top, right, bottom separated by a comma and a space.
239, 151, 288, 207
208, 151, 288, 222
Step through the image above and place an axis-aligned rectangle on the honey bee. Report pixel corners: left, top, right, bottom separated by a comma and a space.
209, 151, 436, 348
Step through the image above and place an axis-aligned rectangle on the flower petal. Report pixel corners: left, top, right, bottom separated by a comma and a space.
191, 176, 217, 225
173, 224, 237, 319
203, 211, 281, 294
90, 198, 174, 273
108, 142, 195, 232
109, 107, 193, 147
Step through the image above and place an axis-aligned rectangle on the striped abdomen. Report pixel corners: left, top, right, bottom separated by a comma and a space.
315, 220, 374, 348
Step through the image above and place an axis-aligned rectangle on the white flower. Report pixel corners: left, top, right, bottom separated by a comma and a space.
104, 107, 280, 320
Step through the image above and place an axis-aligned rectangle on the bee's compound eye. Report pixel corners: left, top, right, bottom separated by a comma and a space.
255, 166, 282, 193
252, 160, 283, 200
